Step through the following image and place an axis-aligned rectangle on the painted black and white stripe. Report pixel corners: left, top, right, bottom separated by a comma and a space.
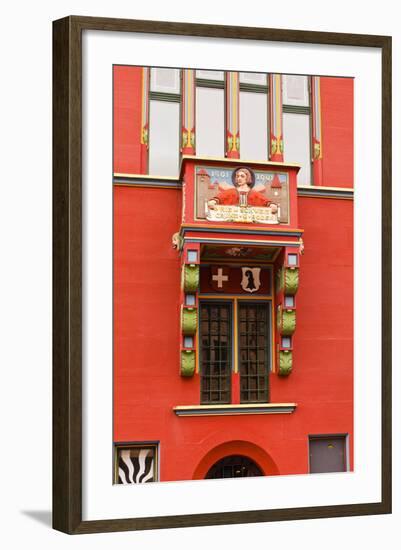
118, 448, 155, 484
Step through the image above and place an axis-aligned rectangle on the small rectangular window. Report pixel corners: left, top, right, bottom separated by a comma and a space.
149, 100, 180, 177
281, 336, 292, 349
239, 72, 267, 85
288, 254, 298, 266
282, 75, 309, 107
283, 112, 312, 185
239, 91, 268, 161
196, 69, 224, 81
150, 68, 180, 94
184, 336, 194, 348
185, 294, 196, 306
115, 443, 158, 484
284, 296, 295, 308
187, 250, 198, 263
196, 87, 225, 158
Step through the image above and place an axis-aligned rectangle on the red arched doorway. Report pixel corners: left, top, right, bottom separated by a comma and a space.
193, 440, 279, 479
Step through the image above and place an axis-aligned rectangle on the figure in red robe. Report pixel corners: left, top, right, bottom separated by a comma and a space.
207, 167, 278, 212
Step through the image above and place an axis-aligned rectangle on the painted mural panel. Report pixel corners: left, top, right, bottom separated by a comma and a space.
195, 165, 289, 224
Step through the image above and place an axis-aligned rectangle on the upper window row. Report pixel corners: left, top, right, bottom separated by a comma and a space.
150, 68, 309, 105
147, 68, 312, 185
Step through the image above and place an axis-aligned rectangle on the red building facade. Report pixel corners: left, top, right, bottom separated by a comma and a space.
113, 66, 353, 483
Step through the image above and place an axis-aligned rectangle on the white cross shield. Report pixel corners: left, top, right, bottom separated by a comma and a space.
241, 267, 261, 293
211, 266, 230, 291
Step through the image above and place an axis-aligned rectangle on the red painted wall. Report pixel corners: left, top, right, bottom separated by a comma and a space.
113, 187, 353, 479
320, 77, 354, 188
113, 69, 354, 480
113, 66, 143, 174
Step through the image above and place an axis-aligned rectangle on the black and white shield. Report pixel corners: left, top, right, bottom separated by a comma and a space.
241, 267, 261, 293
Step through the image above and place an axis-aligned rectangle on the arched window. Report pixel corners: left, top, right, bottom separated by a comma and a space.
205, 455, 263, 478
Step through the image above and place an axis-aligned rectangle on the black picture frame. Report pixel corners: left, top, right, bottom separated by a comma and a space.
52, 15, 392, 534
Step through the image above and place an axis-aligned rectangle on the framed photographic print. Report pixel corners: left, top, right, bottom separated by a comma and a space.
53, 16, 391, 534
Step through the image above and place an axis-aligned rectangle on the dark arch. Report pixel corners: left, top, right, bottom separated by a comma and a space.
205, 455, 263, 479
192, 440, 280, 479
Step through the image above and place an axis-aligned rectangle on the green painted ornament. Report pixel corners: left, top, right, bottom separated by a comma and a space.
279, 350, 292, 376
182, 264, 199, 292
181, 307, 197, 335
180, 350, 195, 377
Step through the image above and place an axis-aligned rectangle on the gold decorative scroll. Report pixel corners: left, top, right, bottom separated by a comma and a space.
205, 204, 279, 224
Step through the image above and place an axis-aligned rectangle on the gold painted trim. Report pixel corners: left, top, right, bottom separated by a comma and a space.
200, 294, 272, 300
174, 411, 295, 417
274, 74, 282, 140
233, 299, 238, 373
202, 259, 274, 266
113, 176, 352, 192
114, 183, 180, 190
298, 185, 354, 192
196, 313, 199, 374
140, 67, 149, 146
272, 284, 276, 374
185, 237, 303, 247
180, 154, 300, 174
181, 223, 303, 234
114, 172, 180, 181
317, 77, 323, 158
298, 193, 354, 201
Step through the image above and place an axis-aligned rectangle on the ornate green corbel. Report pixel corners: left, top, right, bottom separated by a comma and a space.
181, 264, 199, 292
277, 267, 299, 295
180, 350, 195, 377
278, 350, 292, 376
284, 268, 299, 295
280, 309, 296, 335
181, 307, 197, 335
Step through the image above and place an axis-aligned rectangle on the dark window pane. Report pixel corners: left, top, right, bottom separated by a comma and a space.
206, 455, 263, 479
238, 303, 270, 403
200, 302, 232, 404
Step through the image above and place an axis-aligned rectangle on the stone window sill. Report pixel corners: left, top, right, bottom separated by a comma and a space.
173, 403, 297, 417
